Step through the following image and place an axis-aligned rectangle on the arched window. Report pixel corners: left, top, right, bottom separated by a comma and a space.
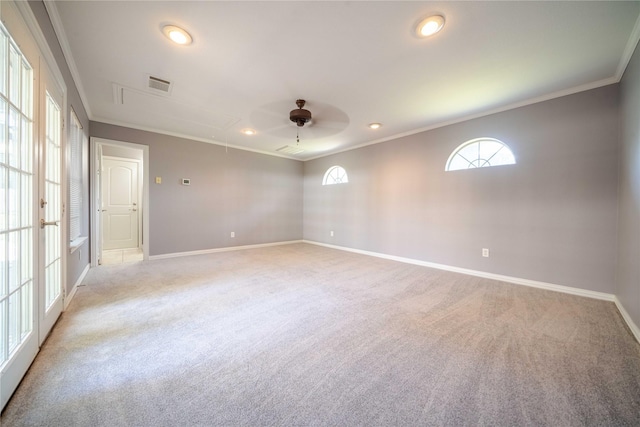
446, 138, 516, 171
323, 165, 349, 185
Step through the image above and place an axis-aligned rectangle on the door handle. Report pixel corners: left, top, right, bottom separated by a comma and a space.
40, 219, 59, 229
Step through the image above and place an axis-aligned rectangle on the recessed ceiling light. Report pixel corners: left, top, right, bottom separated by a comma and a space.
242, 128, 256, 135
416, 15, 445, 38
162, 25, 192, 45
368, 123, 382, 130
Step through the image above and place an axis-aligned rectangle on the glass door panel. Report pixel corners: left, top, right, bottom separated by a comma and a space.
0, 17, 36, 410
38, 83, 63, 343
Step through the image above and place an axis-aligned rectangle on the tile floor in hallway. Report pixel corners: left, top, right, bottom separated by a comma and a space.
101, 248, 143, 265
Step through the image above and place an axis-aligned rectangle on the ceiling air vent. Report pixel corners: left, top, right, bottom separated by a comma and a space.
276, 145, 305, 155
147, 75, 172, 94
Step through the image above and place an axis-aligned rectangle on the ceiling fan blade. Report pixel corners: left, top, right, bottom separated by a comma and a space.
250, 99, 350, 140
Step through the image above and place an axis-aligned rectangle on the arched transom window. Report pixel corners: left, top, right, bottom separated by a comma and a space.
323, 165, 348, 185
446, 138, 516, 171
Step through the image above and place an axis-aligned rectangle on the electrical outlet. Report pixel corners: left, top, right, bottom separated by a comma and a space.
230, 231, 235, 238
482, 248, 489, 257
330, 230, 334, 237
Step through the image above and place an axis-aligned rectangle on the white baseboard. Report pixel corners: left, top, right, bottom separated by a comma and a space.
614, 296, 640, 343
149, 240, 303, 260
303, 240, 615, 302
64, 263, 90, 311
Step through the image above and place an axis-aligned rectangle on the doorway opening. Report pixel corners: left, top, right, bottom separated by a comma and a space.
90, 138, 149, 266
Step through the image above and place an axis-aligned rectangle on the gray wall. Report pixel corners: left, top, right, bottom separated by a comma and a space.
617, 43, 640, 329
304, 85, 620, 293
29, 1, 91, 295
90, 122, 304, 256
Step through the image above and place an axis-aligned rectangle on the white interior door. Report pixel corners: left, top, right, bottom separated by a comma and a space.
102, 157, 139, 250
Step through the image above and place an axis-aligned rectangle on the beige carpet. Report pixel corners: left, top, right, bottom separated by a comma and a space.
2, 243, 639, 426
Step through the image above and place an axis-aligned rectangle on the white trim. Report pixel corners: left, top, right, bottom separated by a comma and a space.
149, 240, 303, 260
14, 1, 65, 93
69, 236, 88, 254
614, 296, 640, 344
43, 0, 92, 118
91, 137, 150, 266
303, 240, 615, 302
616, 12, 640, 80
92, 116, 302, 161
64, 263, 89, 311
304, 76, 619, 161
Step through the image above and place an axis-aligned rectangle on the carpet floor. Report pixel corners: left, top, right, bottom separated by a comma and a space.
2, 243, 640, 426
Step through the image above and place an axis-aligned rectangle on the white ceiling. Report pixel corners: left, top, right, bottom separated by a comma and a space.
49, 1, 640, 160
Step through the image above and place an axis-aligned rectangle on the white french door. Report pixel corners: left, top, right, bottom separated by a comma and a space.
0, 15, 38, 410
38, 70, 64, 344
0, 2, 66, 410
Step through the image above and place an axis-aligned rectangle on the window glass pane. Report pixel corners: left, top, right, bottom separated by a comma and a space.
0, 165, 5, 231
8, 168, 17, 229
448, 155, 470, 171
21, 113, 31, 173
8, 106, 18, 168
21, 280, 32, 338
21, 173, 31, 228
489, 145, 515, 165
446, 138, 516, 171
0, 232, 5, 298
0, 298, 6, 363
20, 228, 31, 285
478, 140, 503, 163
9, 45, 20, 108
0, 98, 6, 165
69, 112, 83, 241
8, 230, 18, 293
0, 30, 7, 97
323, 166, 348, 185
456, 143, 479, 164
21, 61, 32, 118
8, 289, 19, 353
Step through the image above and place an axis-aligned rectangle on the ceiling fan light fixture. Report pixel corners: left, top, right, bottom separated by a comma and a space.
162, 25, 192, 45
290, 99, 312, 127
416, 15, 445, 38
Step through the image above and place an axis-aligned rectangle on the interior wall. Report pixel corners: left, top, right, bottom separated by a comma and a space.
617, 42, 640, 330
28, 1, 91, 295
304, 85, 620, 294
90, 122, 304, 256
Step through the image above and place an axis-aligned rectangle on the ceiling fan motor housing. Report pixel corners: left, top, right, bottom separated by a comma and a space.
290, 99, 312, 127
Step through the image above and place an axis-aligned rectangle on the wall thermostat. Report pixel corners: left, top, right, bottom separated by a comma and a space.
181, 178, 191, 186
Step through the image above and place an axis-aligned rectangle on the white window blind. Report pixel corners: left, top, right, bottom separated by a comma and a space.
69, 109, 83, 241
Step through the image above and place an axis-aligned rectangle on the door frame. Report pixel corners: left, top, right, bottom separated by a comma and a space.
90, 137, 149, 266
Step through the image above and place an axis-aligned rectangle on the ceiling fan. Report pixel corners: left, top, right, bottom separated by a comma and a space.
248, 99, 350, 144
289, 99, 312, 127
